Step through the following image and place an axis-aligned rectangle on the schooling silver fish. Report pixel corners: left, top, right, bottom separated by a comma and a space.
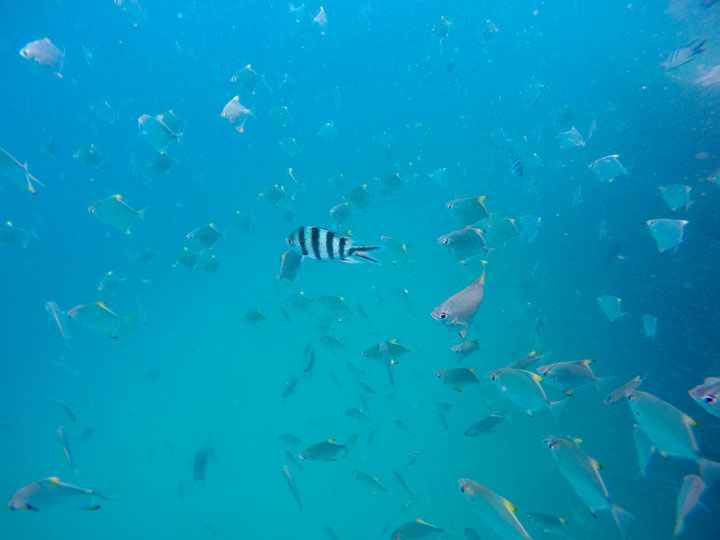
287, 226, 380, 263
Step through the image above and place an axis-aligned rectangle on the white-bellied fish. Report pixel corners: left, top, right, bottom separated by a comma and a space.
8, 477, 105, 511
57, 426, 78, 476
464, 413, 506, 436
88, 194, 146, 235
281, 465, 302, 511
632, 423, 654, 478
688, 377, 720, 417
659, 185, 693, 212
536, 359, 602, 396
0, 148, 43, 194
542, 437, 634, 539
138, 111, 183, 154
487, 367, 566, 420
97, 271, 125, 296
662, 40, 707, 70
19, 37, 64, 76
299, 440, 346, 461
438, 228, 488, 261
187, 223, 222, 250
445, 196, 489, 228
673, 474, 705, 537
452, 339, 480, 362
1, 221, 37, 249
458, 478, 532, 540
73, 143, 105, 169
647, 219, 687, 253
220, 96, 252, 133
597, 295, 622, 322
642, 314, 657, 341
435, 368, 479, 392
391, 519, 447, 539
589, 155, 626, 183
626, 390, 720, 483
524, 511, 570, 537
351, 470, 388, 494
67, 302, 133, 339
431, 272, 486, 339
287, 226, 381, 263
558, 127, 585, 148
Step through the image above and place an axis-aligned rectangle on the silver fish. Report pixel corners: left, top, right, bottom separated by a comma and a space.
351, 470, 388, 494
688, 377, 720, 418
187, 223, 222, 250
431, 272, 486, 339
0, 148, 43, 194
451, 339, 480, 362
278, 249, 303, 282
221, 96, 252, 133
524, 511, 570, 537
458, 478, 532, 539
19, 37, 64, 76
8, 477, 104, 511
298, 440, 346, 461
57, 426, 78, 476
391, 519, 447, 540
464, 413, 506, 436
542, 437, 634, 539
67, 302, 133, 339
674, 474, 705, 537
0, 220, 36, 249
487, 367, 565, 420
282, 465, 302, 511
445, 196, 489, 227
88, 194, 146, 235
632, 423, 654, 478
438, 228, 488, 261
435, 368, 479, 392
536, 359, 602, 396
603, 374, 645, 404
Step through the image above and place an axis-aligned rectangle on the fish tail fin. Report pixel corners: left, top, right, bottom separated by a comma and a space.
122, 314, 135, 330
611, 503, 635, 540
549, 399, 568, 423
695, 40, 708, 54
137, 206, 149, 221
699, 458, 720, 487
348, 245, 381, 263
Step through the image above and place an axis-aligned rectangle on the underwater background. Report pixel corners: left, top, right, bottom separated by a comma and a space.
2, 1, 720, 538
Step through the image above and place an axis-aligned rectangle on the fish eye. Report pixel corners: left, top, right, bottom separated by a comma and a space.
442, 238, 450, 245
704, 396, 715, 403
439, 312, 447, 320
627, 393, 634, 400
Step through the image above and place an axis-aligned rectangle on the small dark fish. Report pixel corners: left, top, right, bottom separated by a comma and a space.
452, 339, 480, 362
437, 409, 449, 430
77, 427, 95, 443
278, 433, 305, 447
323, 524, 340, 539
346, 407, 372, 423
358, 381, 377, 395
282, 465, 303, 511
359, 394, 372, 415
284, 450, 303, 470
509, 149, 523, 177
298, 440, 346, 461
193, 444, 210, 482
343, 433, 360, 458
508, 350, 545, 370
406, 448, 421, 467
395, 419, 412, 434
282, 376, 299, 398
57, 426, 78, 476
302, 344, 315, 379
393, 470, 414, 498
278, 249, 303, 282
464, 414, 506, 437
366, 430, 378, 444
51, 400, 77, 423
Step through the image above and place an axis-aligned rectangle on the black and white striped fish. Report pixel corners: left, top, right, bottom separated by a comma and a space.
287, 226, 380, 263
509, 149, 523, 177
662, 40, 707, 70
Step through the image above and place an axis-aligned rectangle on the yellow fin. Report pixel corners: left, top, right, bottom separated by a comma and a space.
684, 414, 699, 427
502, 498, 516, 512
390, 338, 398, 344
479, 195, 488, 201
113, 194, 122, 199
532, 373, 543, 382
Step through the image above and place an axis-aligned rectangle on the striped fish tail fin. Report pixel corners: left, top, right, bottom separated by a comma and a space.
348, 245, 381, 264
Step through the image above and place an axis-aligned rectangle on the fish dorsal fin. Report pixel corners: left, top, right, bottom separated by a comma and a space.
532, 373, 543, 382
97, 301, 106, 308
416, 519, 426, 524
684, 414, 699, 427
479, 195, 488, 201
48, 476, 60, 483
583, 359, 595, 365
591, 457, 603, 471
572, 437, 583, 445
502, 498, 516, 513
112, 194, 122, 200
390, 338, 398, 344
327, 439, 335, 443
391, 359, 398, 365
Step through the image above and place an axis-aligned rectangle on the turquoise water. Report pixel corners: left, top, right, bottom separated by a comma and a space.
2, 1, 720, 539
